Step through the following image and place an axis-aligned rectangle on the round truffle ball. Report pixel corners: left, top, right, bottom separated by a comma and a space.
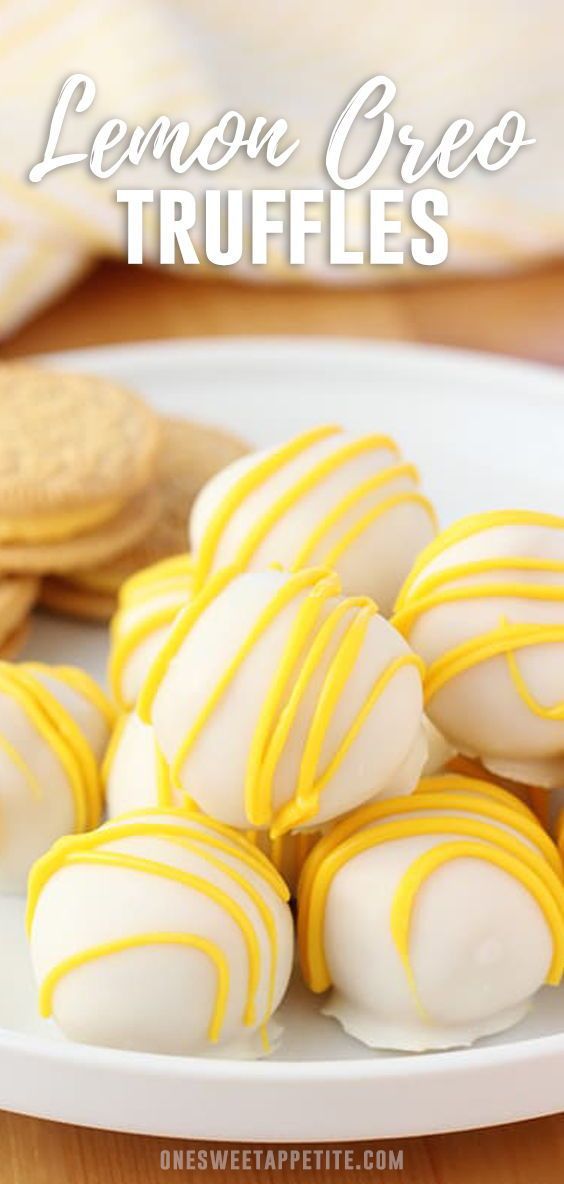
28, 809, 294, 1057
393, 510, 564, 789
190, 425, 437, 615
298, 773, 564, 1050
138, 567, 427, 834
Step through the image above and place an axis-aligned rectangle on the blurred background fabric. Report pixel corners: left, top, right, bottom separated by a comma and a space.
0, 0, 563, 336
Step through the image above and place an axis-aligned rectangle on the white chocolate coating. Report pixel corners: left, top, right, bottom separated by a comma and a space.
393, 513, 564, 788
0, 664, 112, 894
298, 775, 564, 1050
104, 712, 169, 818
142, 568, 427, 833
29, 809, 294, 1057
190, 427, 437, 615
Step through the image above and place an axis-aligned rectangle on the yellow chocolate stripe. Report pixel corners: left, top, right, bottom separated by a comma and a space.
15, 667, 100, 830
424, 621, 564, 707
0, 665, 91, 832
505, 645, 564, 721
140, 565, 424, 834
138, 566, 239, 721
193, 424, 341, 588
391, 840, 564, 1021
29, 812, 289, 1033
293, 464, 420, 568
168, 569, 337, 812
49, 665, 116, 730
39, 932, 229, 1042
391, 790, 562, 874
0, 732, 41, 799
110, 603, 186, 709
228, 436, 403, 571
119, 554, 194, 610
255, 598, 370, 829
274, 651, 424, 837
33, 849, 261, 1026
414, 773, 536, 820
395, 556, 564, 611
321, 492, 437, 572
111, 808, 290, 898
271, 610, 416, 837
101, 713, 128, 789
395, 509, 564, 611
246, 574, 344, 825
298, 782, 563, 936
69, 840, 280, 1020
26, 817, 289, 922
299, 814, 564, 992
393, 580, 564, 637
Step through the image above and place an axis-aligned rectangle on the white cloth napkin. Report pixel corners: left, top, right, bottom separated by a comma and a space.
1, 0, 563, 335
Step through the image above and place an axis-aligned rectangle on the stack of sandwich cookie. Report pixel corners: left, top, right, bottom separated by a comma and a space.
0, 366, 161, 589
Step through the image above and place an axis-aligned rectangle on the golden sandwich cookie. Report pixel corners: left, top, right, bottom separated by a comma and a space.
0, 365, 160, 572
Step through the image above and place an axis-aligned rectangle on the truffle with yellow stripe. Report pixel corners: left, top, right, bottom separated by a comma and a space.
109, 554, 195, 710
138, 566, 427, 835
28, 808, 294, 1057
0, 662, 114, 893
393, 510, 564, 789
189, 425, 437, 615
298, 773, 564, 1050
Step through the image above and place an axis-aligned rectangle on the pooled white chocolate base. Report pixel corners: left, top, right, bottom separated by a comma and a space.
322, 993, 530, 1052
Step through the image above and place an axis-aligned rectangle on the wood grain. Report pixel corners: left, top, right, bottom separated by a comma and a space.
0, 261, 563, 1179
2, 259, 564, 365
0, 1112, 563, 1184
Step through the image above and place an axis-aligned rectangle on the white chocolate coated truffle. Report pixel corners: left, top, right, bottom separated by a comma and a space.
109, 555, 194, 710
139, 567, 427, 834
393, 511, 564, 789
298, 774, 564, 1050
28, 809, 294, 1057
190, 425, 437, 615
0, 663, 113, 894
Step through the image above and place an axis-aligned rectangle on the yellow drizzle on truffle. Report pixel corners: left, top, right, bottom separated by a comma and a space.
139, 567, 424, 834
298, 777, 564, 1002
28, 812, 290, 1044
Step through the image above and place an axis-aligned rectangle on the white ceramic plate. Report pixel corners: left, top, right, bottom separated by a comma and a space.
1, 338, 563, 1142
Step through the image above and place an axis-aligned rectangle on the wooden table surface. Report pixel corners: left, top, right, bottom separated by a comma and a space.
1, 259, 563, 1182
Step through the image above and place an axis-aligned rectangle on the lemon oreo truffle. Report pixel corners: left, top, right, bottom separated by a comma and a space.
0, 662, 114, 892
138, 566, 427, 835
28, 809, 294, 1056
393, 511, 564, 789
190, 425, 437, 614
298, 774, 564, 1050
0, 366, 160, 573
